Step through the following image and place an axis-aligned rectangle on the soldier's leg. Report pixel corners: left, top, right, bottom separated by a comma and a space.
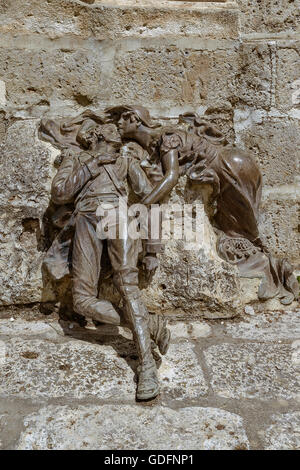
108, 235, 159, 400
72, 212, 120, 325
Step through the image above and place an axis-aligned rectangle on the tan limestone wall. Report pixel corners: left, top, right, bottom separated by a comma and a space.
0, 1, 298, 309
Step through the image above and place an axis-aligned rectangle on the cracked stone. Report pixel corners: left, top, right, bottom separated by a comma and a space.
17, 405, 250, 450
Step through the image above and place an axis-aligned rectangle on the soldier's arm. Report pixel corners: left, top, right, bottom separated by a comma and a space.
51, 151, 96, 205
141, 149, 179, 205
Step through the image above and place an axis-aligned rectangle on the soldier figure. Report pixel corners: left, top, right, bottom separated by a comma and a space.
42, 116, 171, 400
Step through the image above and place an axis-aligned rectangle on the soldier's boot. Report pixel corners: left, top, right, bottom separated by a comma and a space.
148, 314, 171, 356
115, 273, 160, 400
136, 361, 159, 401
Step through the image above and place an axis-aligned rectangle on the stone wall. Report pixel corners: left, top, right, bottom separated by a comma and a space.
0, 1, 298, 311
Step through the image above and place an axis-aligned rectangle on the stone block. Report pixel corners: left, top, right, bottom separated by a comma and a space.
141, 182, 242, 318
0, 338, 137, 400
276, 42, 300, 113
0, 120, 58, 305
226, 310, 300, 341
204, 343, 300, 400
236, 43, 272, 109
17, 404, 250, 450
160, 342, 209, 400
0, 47, 112, 113
112, 45, 239, 114
237, 118, 300, 187
259, 192, 299, 264
236, 0, 300, 34
0, 0, 239, 40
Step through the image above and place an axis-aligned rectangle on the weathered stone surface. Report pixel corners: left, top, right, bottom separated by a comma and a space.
143, 236, 241, 318
0, 327, 208, 401
0, 120, 58, 305
112, 45, 238, 113
237, 118, 300, 187
276, 42, 300, 113
236, 0, 300, 34
142, 178, 242, 318
17, 404, 250, 450
204, 343, 300, 400
169, 321, 212, 339
160, 342, 208, 400
261, 412, 300, 450
0, 338, 136, 400
236, 43, 272, 109
226, 310, 300, 341
0, 319, 63, 340
259, 191, 299, 264
0, 47, 110, 113
0, 0, 239, 41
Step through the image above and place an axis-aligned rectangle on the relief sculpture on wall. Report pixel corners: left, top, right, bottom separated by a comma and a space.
39, 105, 299, 400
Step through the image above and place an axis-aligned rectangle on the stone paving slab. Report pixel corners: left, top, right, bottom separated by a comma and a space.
260, 412, 300, 450
0, 338, 136, 401
226, 310, 300, 342
16, 405, 249, 450
204, 343, 300, 400
160, 342, 209, 400
0, 319, 63, 341
0, 335, 208, 402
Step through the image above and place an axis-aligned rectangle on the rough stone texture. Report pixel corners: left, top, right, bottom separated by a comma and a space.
0, 313, 299, 450
237, 118, 300, 187
236, 43, 272, 110
259, 192, 299, 264
168, 321, 212, 339
226, 310, 300, 341
141, 176, 242, 318
16, 404, 249, 450
261, 412, 300, 450
204, 343, 300, 400
0, 47, 109, 113
160, 342, 208, 400
236, 0, 300, 34
0, 1, 239, 41
0, 337, 136, 400
276, 42, 300, 113
112, 45, 239, 113
0, 330, 208, 402
143, 236, 241, 318
0, 120, 58, 305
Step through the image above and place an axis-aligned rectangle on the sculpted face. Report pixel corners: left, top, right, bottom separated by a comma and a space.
118, 111, 140, 138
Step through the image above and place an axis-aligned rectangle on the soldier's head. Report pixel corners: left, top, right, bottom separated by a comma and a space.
77, 119, 100, 149
77, 120, 121, 150
105, 105, 159, 140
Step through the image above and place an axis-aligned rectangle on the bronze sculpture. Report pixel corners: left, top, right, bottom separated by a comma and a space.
39, 104, 299, 401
